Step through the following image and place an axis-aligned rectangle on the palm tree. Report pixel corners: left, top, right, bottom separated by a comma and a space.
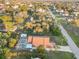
0, 32, 7, 57
0, 32, 2, 39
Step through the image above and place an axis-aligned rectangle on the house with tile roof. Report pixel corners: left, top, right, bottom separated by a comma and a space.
16, 34, 55, 50
28, 36, 55, 48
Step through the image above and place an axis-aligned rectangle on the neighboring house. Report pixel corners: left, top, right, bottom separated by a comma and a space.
0, 24, 6, 31
0, 19, 6, 32
56, 10, 64, 13
31, 57, 41, 59
0, 4, 5, 13
73, 11, 79, 16
28, 36, 55, 48
16, 34, 32, 50
73, 19, 79, 27
64, 16, 74, 22
62, 13, 69, 17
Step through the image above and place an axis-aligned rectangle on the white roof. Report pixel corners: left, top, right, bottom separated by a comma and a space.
32, 58, 40, 59
21, 34, 27, 37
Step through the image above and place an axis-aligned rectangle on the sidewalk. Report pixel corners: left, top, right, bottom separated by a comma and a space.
46, 46, 72, 53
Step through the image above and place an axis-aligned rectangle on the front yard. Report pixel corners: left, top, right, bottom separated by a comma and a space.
54, 35, 67, 46
46, 51, 76, 59
10, 51, 76, 59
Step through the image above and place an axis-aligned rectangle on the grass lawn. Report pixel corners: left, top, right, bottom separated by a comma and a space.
0, 54, 5, 59
46, 51, 76, 59
68, 32, 79, 47
11, 51, 76, 59
55, 35, 67, 46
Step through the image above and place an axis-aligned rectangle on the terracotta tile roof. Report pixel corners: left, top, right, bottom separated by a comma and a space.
28, 36, 55, 48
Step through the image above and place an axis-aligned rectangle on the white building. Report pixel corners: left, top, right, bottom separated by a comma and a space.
16, 34, 32, 50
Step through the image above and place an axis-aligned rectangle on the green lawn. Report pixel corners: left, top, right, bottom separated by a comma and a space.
55, 35, 67, 46
11, 51, 76, 59
68, 32, 79, 47
46, 51, 76, 59
0, 54, 5, 59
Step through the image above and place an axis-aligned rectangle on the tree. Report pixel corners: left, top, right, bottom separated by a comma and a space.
32, 46, 47, 59
25, 51, 32, 59
6, 31, 12, 39
0, 32, 7, 48
10, 32, 18, 39
5, 4, 15, 22
27, 9, 34, 16
50, 27, 61, 36
15, 17, 24, 24
1, 15, 12, 22
19, 4, 28, 12
0, 32, 2, 39
9, 39, 17, 48
0, 19, 3, 23
3, 48, 11, 59
37, 46, 46, 54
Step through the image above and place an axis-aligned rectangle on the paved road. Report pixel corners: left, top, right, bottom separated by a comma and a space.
48, 8, 79, 59
59, 25, 79, 59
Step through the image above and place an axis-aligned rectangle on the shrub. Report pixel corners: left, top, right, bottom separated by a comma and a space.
51, 27, 61, 36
